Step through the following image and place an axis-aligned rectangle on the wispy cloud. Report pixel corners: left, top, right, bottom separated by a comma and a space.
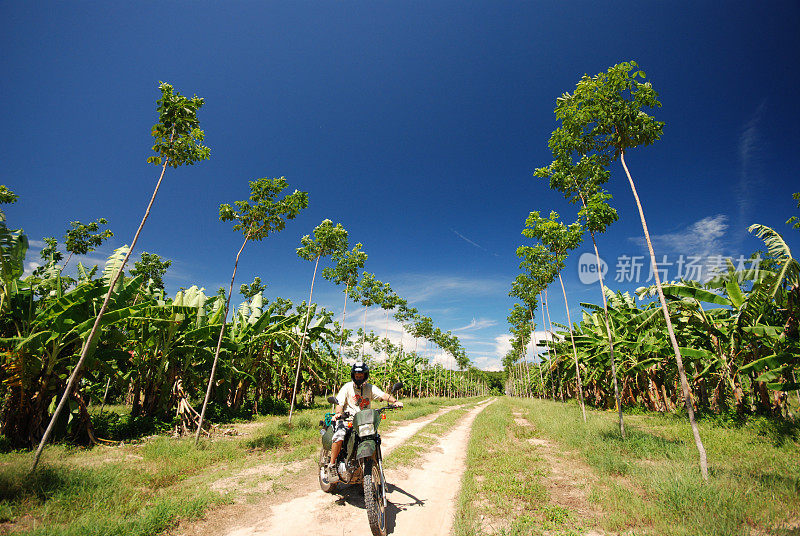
625, 214, 741, 282
738, 101, 766, 238
451, 229, 499, 257
629, 214, 730, 263
452, 317, 497, 332
392, 273, 508, 303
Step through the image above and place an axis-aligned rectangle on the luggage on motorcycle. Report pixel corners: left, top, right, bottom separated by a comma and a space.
345, 427, 356, 458
321, 424, 334, 450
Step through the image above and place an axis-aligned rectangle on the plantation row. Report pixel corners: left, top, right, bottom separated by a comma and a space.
0, 191, 492, 450
0, 84, 493, 456
503, 61, 799, 481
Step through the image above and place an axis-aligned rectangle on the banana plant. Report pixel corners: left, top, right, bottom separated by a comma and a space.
1, 250, 144, 448
0, 220, 28, 322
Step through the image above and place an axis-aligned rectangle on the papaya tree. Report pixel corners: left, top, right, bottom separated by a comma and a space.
540, 61, 708, 478
288, 219, 348, 424
32, 83, 210, 471
510, 273, 547, 398
322, 243, 367, 390
522, 213, 587, 420
786, 192, 800, 232
350, 272, 384, 357
62, 218, 114, 271
535, 157, 625, 433
130, 252, 172, 293
197, 177, 308, 442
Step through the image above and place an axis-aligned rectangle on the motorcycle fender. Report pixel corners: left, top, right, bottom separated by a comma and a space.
356, 439, 376, 460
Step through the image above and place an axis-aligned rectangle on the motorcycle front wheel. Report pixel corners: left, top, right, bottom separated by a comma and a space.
362, 457, 387, 536
318, 447, 337, 493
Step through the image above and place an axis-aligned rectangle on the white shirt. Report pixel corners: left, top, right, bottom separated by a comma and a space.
336, 381, 387, 417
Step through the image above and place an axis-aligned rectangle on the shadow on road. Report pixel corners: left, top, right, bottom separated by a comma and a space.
384, 482, 426, 534
329, 482, 426, 534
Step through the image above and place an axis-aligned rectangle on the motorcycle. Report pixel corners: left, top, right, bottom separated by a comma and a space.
318, 381, 403, 536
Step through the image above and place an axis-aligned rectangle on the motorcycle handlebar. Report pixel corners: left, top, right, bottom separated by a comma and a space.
334, 404, 402, 419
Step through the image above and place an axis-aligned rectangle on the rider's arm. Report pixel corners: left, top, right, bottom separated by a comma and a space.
334, 404, 344, 419
382, 393, 402, 406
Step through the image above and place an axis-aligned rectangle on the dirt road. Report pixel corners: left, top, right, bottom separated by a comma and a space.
218, 399, 493, 536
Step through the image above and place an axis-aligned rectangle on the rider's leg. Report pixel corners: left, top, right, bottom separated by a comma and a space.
330, 439, 343, 464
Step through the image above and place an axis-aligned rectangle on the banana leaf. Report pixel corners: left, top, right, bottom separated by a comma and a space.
742, 325, 783, 338
661, 284, 730, 306
739, 351, 796, 374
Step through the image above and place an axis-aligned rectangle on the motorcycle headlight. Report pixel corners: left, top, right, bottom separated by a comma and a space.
358, 423, 376, 436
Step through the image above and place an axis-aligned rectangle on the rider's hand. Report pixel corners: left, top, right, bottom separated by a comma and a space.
394, 401, 404, 408
334, 412, 342, 420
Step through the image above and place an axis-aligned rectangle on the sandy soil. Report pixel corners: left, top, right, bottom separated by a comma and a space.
174, 401, 476, 536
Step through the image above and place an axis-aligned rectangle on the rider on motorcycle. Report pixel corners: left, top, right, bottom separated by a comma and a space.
326, 361, 403, 482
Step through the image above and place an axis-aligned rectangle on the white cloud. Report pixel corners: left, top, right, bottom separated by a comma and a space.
493, 330, 558, 365
473, 355, 504, 372
23, 261, 41, 278
335, 304, 473, 370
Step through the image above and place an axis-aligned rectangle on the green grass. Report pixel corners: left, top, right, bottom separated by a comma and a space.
454, 397, 587, 536
515, 398, 800, 536
0, 440, 233, 535
0, 396, 476, 535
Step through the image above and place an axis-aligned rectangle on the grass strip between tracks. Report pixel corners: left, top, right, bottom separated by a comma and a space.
382, 398, 484, 469
0, 396, 475, 536
454, 397, 588, 536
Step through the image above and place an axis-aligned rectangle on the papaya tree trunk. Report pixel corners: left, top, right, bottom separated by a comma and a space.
543, 289, 560, 399
558, 273, 587, 422
360, 303, 369, 358
574, 185, 625, 436
288, 255, 321, 425
620, 150, 708, 481
333, 284, 350, 393
529, 307, 545, 398
195, 231, 250, 443
32, 149, 172, 473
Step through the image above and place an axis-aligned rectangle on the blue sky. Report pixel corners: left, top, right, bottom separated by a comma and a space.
3, 2, 799, 371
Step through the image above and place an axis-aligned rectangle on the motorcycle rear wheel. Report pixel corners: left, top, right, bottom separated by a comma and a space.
318, 447, 337, 493
362, 458, 387, 536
